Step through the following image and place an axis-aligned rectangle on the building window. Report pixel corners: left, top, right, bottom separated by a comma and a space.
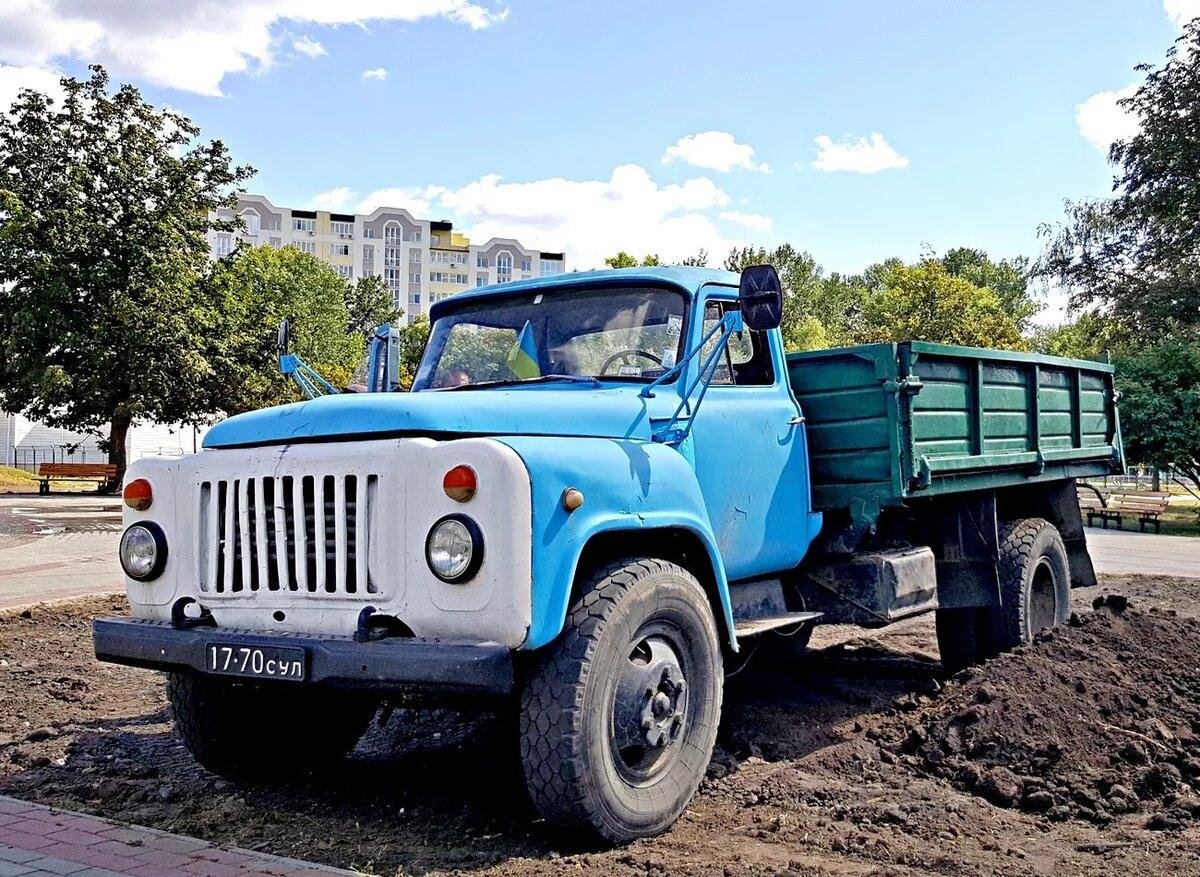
214, 235, 233, 256
476, 274, 489, 287
293, 218, 315, 232
452, 273, 468, 284
476, 254, 489, 268
409, 249, 422, 264
385, 223, 400, 243
520, 257, 532, 272
331, 243, 351, 256
364, 227, 378, 239
403, 228, 422, 242
240, 211, 260, 236
409, 271, 422, 284
293, 241, 316, 254
496, 253, 512, 282
430, 234, 440, 246
384, 267, 402, 289
410, 294, 421, 305
335, 265, 353, 280
384, 246, 401, 267
429, 271, 447, 283
540, 259, 564, 276
363, 245, 374, 260
330, 220, 354, 236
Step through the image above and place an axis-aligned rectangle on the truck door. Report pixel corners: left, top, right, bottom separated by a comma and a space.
688, 294, 821, 580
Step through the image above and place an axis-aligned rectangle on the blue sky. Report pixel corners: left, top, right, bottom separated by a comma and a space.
1, 0, 1195, 320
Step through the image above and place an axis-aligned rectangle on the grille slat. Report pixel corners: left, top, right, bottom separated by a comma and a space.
200, 472, 376, 597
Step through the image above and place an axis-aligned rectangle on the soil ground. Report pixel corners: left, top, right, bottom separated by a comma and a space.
1, 574, 1200, 876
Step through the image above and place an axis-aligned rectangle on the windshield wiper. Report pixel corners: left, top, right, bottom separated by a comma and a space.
439, 374, 602, 392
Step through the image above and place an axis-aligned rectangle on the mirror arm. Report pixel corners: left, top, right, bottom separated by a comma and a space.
280, 352, 339, 399
652, 312, 742, 444
640, 316, 728, 399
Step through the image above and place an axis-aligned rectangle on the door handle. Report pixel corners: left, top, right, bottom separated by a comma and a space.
788, 415, 805, 425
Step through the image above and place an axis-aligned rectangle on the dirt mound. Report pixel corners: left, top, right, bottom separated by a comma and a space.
871, 597, 1200, 830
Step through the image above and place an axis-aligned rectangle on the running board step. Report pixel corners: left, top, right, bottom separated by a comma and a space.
734, 611, 823, 638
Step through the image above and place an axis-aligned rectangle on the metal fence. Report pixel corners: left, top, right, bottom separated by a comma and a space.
9, 445, 184, 473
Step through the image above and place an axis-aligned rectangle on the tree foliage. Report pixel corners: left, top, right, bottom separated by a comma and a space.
1040, 21, 1200, 340
203, 245, 364, 413
0, 67, 252, 478
396, 315, 431, 390
604, 251, 661, 268
344, 274, 402, 340
854, 261, 1026, 350
939, 247, 1039, 331
1114, 342, 1200, 492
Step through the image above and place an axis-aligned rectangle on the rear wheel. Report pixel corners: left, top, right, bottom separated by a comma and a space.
166, 673, 375, 780
519, 558, 723, 844
936, 517, 1070, 673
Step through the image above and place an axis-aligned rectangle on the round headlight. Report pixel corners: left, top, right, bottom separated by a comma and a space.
119, 522, 167, 581
425, 514, 483, 583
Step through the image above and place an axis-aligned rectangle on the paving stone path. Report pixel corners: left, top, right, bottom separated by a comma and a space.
0, 798, 363, 877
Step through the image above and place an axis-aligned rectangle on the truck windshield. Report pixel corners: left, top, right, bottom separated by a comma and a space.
412, 285, 687, 390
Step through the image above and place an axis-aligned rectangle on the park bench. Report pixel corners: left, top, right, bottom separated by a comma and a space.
37, 463, 117, 495
1077, 484, 1170, 532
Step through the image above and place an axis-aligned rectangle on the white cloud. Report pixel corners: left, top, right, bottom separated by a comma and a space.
291, 35, 326, 58
0, 63, 63, 113
1164, 0, 1200, 28
719, 210, 773, 231
356, 185, 446, 217
361, 67, 388, 81
662, 131, 769, 173
356, 164, 751, 268
310, 186, 355, 211
0, 0, 508, 97
1076, 85, 1139, 151
811, 132, 909, 173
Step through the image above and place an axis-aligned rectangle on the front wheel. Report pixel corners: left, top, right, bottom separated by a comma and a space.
520, 558, 723, 844
167, 673, 376, 780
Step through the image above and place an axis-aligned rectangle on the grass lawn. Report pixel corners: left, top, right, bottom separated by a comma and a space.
0, 466, 37, 491
1160, 497, 1200, 537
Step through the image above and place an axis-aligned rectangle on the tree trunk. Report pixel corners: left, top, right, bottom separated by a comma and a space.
1152, 467, 1161, 492
106, 414, 131, 492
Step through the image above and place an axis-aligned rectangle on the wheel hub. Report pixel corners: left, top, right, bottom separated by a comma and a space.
612, 633, 689, 780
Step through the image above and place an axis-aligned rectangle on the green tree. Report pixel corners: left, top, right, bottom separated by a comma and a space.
1028, 313, 1126, 360
1040, 21, 1200, 340
345, 274, 402, 340
1114, 342, 1200, 497
939, 247, 1040, 331
854, 261, 1025, 350
0, 67, 252, 481
397, 315, 431, 390
605, 251, 661, 268
203, 246, 363, 412
724, 244, 865, 351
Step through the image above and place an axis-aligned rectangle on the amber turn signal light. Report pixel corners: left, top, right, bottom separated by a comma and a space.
123, 478, 153, 511
443, 465, 477, 502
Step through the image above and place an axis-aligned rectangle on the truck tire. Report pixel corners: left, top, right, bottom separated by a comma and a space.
936, 518, 1070, 673
520, 558, 723, 844
166, 672, 375, 780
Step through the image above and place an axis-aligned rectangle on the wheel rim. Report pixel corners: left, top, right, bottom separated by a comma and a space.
609, 624, 689, 786
1029, 557, 1059, 634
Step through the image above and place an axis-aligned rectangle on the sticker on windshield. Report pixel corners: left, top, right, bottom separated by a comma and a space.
667, 315, 683, 335
661, 349, 677, 368
617, 365, 642, 377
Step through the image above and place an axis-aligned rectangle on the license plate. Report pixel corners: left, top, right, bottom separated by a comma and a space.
205, 643, 306, 681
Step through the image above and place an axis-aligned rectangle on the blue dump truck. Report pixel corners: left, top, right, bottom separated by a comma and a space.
94, 266, 1124, 843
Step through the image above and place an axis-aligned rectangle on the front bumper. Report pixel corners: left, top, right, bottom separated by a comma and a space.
92, 617, 514, 697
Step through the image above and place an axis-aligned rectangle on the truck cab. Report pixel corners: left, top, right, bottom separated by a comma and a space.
94, 266, 1122, 844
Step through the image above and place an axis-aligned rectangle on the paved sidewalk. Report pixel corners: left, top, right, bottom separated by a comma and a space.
0, 797, 363, 876
1086, 526, 1200, 579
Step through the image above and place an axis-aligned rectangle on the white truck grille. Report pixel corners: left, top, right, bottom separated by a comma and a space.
197, 473, 378, 597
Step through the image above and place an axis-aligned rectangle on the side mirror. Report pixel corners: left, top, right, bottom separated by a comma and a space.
739, 264, 783, 331
277, 319, 290, 357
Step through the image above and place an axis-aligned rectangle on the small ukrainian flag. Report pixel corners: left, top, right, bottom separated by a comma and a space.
507, 320, 541, 380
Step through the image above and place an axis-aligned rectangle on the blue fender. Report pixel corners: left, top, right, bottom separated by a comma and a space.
494, 435, 739, 652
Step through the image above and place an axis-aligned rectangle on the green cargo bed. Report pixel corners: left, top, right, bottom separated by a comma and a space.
787, 341, 1125, 518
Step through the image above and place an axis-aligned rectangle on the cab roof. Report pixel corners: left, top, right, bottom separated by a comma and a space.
428, 266, 741, 321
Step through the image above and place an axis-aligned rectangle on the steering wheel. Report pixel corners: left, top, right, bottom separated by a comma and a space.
600, 349, 663, 376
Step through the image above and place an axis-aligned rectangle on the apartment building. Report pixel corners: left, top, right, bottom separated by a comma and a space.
209, 194, 566, 322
